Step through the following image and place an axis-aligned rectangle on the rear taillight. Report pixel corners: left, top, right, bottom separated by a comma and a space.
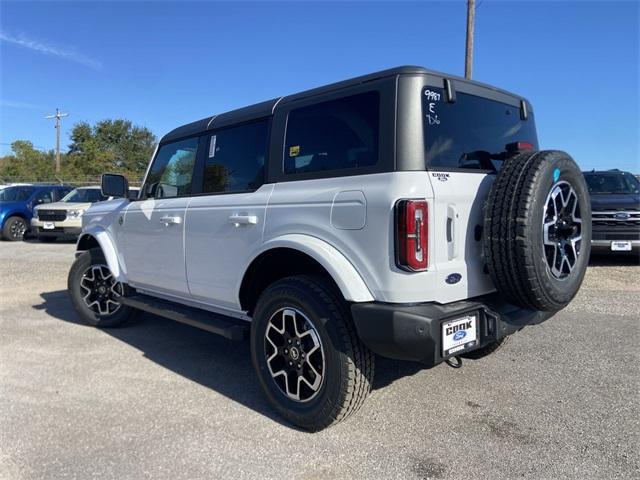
395, 199, 428, 272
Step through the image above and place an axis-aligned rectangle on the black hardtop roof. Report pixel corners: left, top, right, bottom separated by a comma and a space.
160, 65, 527, 144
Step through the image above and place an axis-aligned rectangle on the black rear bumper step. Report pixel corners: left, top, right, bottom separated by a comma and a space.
120, 293, 248, 341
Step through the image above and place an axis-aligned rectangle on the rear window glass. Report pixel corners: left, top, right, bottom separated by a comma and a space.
284, 91, 379, 174
423, 88, 538, 171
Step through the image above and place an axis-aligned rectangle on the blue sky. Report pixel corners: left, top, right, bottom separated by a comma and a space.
1, 1, 638, 172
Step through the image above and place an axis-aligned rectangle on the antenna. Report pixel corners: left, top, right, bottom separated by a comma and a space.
45, 108, 69, 174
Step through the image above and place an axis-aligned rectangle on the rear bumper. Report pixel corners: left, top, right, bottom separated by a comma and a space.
351, 293, 554, 367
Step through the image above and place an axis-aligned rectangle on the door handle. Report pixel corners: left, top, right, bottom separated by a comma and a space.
160, 215, 182, 225
229, 214, 258, 226
446, 205, 459, 260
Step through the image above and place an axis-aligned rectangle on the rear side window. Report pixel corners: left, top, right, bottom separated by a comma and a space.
423, 88, 538, 171
144, 137, 199, 198
284, 91, 379, 174
203, 119, 269, 193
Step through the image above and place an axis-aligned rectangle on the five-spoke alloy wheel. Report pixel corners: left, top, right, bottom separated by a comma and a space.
68, 247, 136, 328
251, 275, 374, 431
80, 264, 124, 316
265, 307, 325, 402
543, 181, 583, 280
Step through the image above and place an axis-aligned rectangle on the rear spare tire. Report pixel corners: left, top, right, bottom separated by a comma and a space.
483, 150, 591, 311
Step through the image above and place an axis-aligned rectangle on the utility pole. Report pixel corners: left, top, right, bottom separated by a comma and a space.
45, 108, 69, 174
465, 0, 476, 79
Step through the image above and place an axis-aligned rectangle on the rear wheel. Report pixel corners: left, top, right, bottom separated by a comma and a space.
68, 248, 136, 327
250, 275, 374, 431
2, 216, 28, 241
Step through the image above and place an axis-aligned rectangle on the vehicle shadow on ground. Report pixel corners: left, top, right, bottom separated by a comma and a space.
22, 237, 77, 244
35, 290, 424, 426
588, 253, 639, 267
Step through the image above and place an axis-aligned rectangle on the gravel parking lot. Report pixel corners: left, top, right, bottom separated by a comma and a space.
1, 241, 638, 480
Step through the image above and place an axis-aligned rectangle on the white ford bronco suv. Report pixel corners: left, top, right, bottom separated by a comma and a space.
67, 66, 591, 431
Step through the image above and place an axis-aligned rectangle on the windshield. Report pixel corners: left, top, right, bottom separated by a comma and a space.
0, 186, 35, 202
61, 188, 107, 203
423, 89, 538, 171
584, 173, 640, 194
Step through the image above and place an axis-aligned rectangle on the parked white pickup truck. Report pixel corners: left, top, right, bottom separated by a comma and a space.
67, 66, 591, 431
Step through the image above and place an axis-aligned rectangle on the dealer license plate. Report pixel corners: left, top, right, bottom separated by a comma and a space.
442, 315, 478, 357
43, 222, 55, 230
611, 241, 632, 251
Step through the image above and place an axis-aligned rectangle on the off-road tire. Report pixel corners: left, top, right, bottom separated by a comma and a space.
68, 247, 136, 328
484, 150, 591, 311
251, 275, 374, 431
2, 216, 28, 241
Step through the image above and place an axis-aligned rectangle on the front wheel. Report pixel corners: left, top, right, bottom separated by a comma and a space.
68, 248, 136, 327
2, 216, 28, 241
250, 275, 374, 431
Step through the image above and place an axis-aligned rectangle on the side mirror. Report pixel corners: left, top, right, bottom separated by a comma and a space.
101, 173, 129, 198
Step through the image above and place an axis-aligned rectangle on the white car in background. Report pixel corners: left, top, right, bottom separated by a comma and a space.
32, 186, 140, 242
32, 186, 141, 242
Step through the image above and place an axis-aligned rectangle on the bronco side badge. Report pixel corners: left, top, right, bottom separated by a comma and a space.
446, 273, 462, 284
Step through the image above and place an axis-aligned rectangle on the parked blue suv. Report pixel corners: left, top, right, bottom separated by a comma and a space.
0, 184, 73, 241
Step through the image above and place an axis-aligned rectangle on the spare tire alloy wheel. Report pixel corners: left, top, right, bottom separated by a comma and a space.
543, 181, 583, 280
483, 150, 591, 312
79, 264, 123, 316
264, 307, 325, 402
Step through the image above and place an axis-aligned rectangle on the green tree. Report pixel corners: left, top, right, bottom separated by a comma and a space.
0, 141, 57, 182
0, 119, 156, 184
67, 119, 156, 182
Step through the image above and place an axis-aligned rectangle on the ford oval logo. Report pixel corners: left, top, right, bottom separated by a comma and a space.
446, 273, 462, 284
453, 330, 466, 341
614, 212, 630, 220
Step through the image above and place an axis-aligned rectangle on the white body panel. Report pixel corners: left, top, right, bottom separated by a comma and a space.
426, 171, 496, 302
184, 185, 274, 309
119, 197, 191, 296
79, 171, 496, 314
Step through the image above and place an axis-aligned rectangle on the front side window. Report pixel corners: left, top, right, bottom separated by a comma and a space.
284, 91, 380, 174
203, 120, 269, 193
0, 186, 34, 202
144, 137, 199, 199
32, 189, 54, 205
423, 88, 538, 171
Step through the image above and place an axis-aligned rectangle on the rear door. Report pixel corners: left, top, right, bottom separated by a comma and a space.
184, 119, 271, 311
119, 137, 199, 298
422, 84, 538, 299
